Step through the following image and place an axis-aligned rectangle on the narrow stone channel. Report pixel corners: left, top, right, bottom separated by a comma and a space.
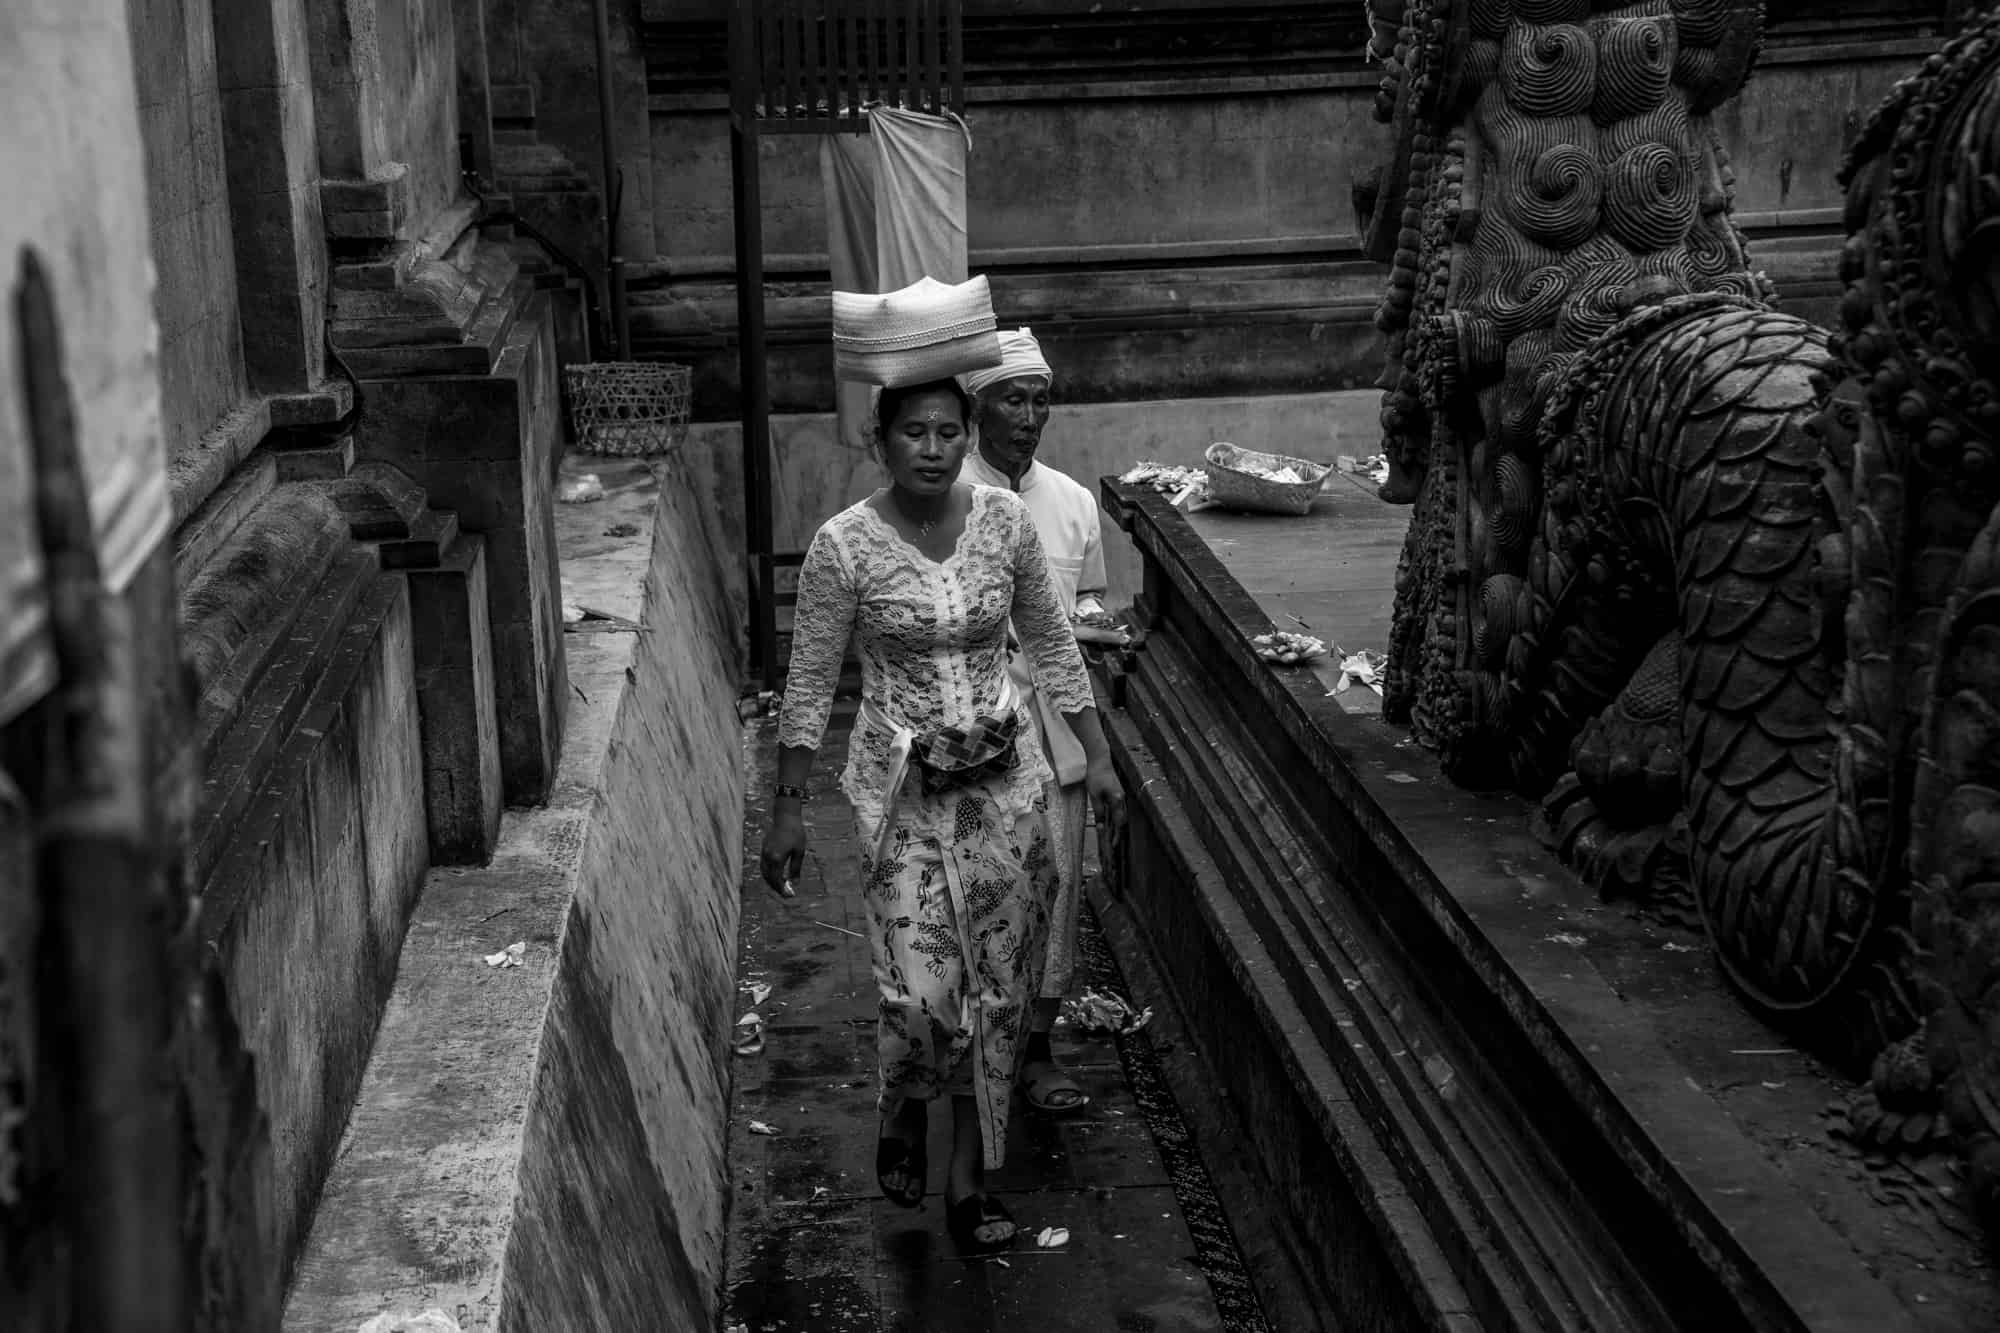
725, 706, 1276, 1333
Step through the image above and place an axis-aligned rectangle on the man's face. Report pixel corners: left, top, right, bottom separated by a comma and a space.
975, 375, 1052, 473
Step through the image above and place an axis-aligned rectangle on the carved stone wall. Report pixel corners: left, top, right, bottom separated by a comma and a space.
129, 0, 251, 459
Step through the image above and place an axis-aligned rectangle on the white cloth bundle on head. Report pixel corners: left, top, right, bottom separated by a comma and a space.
831, 275, 1002, 388
959, 328, 1053, 399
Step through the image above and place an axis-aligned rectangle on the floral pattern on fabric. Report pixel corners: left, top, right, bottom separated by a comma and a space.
776, 485, 1092, 1169
778, 487, 1094, 843
863, 797, 1056, 1168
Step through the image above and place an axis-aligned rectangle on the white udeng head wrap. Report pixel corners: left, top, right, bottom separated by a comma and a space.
959, 327, 1053, 399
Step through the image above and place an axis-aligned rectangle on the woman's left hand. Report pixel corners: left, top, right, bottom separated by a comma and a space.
1086, 757, 1126, 831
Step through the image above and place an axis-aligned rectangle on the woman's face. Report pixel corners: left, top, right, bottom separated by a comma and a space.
878, 388, 970, 496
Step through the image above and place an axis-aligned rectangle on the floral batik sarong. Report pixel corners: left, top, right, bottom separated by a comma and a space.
861, 787, 1056, 1170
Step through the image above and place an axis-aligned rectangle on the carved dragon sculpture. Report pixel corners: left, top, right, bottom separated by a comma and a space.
1358, 0, 2000, 1216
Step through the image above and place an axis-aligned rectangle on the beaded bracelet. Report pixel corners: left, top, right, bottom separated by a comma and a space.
772, 782, 809, 802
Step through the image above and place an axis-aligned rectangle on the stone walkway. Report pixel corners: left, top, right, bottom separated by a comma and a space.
724, 705, 1274, 1333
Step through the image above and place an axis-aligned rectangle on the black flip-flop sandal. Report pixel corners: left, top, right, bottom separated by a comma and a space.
876, 1128, 926, 1209
1022, 1059, 1092, 1115
946, 1192, 1018, 1253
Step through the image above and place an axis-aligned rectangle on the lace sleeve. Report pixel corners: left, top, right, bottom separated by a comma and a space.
777, 522, 857, 750
1006, 499, 1093, 714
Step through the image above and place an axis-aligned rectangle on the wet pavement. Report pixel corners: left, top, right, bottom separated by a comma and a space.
724, 704, 1273, 1333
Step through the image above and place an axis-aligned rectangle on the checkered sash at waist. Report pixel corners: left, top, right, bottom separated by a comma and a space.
859, 671, 1023, 867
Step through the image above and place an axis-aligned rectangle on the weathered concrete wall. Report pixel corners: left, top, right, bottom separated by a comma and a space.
306, 0, 462, 243
1, 0, 173, 725
648, 83, 1361, 270
282, 458, 745, 1330
632, 29, 1927, 413
1715, 41, 1928, 219
375, 0, 463, 237
128, 0, 249, 458
202, 567, 429, 1284
486, 0, 654, 261
214, 0, 330, 395
500, 453, 744, 1330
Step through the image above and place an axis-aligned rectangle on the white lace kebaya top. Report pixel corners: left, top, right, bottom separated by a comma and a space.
779, 486, 1094, 841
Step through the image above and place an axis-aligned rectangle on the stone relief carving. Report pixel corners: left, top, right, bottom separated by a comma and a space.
1360, 0, 2000, 1219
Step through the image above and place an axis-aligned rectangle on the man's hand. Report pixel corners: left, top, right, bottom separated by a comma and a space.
1085, 756, 1126, 832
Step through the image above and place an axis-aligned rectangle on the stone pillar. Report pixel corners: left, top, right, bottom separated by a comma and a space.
348, 300, 569, 806
213, 0, 330, 397
407, 536, 504, 862
454, 0, 498, 189
301, 0, 568, 805
305, 0, 392, 182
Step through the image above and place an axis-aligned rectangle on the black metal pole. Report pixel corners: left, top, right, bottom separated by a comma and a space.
731, 2, 777, 687
591, 0, 631, 360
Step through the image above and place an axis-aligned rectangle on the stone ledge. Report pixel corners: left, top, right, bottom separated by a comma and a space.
281, 456, 745, 1331
320, 164, 412, 243
198, 567, 427, 1289
1096, 482, 1934, 1332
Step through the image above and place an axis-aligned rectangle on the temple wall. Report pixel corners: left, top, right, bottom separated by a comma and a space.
10, 0, 577, 1301
202, 569, 428, 1284
1, 0, 172, 683
128, 0, 250, 458
1718, 44, 1919, 219
374, 0, 465, 242
615, 11, 1937, 428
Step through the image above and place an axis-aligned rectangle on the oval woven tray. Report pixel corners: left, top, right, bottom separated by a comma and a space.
1203, 442, 1333, 516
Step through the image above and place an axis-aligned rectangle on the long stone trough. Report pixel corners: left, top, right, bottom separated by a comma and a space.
1092, 480, 1927, 1333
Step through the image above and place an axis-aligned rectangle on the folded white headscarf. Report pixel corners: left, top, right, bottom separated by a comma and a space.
959, 327, 1053, 398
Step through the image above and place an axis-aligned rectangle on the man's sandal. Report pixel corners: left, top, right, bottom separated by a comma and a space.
946, 1193, 1018, 1253
1022, 1059, 1091, 1114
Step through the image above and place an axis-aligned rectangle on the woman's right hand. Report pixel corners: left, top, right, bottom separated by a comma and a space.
761, 813, 807, 898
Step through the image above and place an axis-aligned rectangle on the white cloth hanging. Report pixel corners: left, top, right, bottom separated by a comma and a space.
820, 106, 974, 454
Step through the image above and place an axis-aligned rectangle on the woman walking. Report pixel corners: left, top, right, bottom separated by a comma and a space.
760, 373, 1125, 1253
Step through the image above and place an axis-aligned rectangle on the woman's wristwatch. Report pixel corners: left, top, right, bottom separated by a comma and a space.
773, 783, 809, 802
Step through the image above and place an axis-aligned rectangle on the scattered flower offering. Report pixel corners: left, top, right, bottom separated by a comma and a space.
1333, 648, 1387, 693
1119, 461, 1207, 495
1060, 988, 1154, 1036
1237, 462, 1309, 484
1339, 453, 1392, 485
482, 942, 527, 969
1252, 632, 1328, 665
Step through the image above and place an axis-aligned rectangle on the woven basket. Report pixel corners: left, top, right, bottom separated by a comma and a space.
564, 361, 692, 456
1203, 442, 1333, 516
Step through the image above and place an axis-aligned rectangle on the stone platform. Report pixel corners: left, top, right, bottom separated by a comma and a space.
1094, 480, 2000, 1333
